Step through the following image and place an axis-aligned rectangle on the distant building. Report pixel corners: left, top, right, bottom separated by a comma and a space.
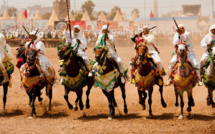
153, 0, 158, 17
182, 5, 201, 16
53, 0, 70, 20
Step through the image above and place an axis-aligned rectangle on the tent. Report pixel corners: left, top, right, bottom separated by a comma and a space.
97, 10, 108, 22
1, 10, 10, 20
65, 11, 75, 21
48, 10, 59, 27
33, 10, 42, 20
113, 11, 123, 22
81, 10, 91, 21
17, 10, 27, 20
130, 11, 137, 22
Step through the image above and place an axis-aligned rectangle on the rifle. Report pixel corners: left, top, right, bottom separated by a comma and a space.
131, 26, 156, 43
22, 26, 39, 48
104, 23, 109, 46
66, 0, 72, 39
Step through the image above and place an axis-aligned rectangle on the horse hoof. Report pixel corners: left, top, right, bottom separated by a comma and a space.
2, 110, 6, 115
28, 116, 33, 119
108, 117, 112, 120
68, 105, 73, 109
175, 103, 179, 107
212, 104, 215, 108
113, 102, 117, 107
207, 98, 211, 106
187, 107, 191, 112
178, 115, 184, 119
191, 101, 195, 107
142, 104, 146, 110
86, 104, 90, 109
74, 107, 78, 111
162, 102, 167, 108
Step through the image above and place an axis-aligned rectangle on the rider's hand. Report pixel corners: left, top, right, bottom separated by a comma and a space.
208, 41, 212, 46
105, 34, 109, 40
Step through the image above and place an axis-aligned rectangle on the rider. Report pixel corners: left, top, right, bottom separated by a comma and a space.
0, 32, 13, 84
199, 24, 215, 75
25, 31, 53, 83
94, 25, 125, 83
63, 22, 93, 77
166, 24, 202, 86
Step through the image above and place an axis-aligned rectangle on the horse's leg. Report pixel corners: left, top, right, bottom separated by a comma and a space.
86, 79, 93, 109
102, 90, 115, 119
186, 89, 193, 112
148, 87, 153, 116
112, 89, 117, 107
2, 83, 8, 114
174, 86, 179, 107
74, 96, 79, 111
142, 91, 147, 110
48, 85, 53, 111
64, 88, 73, 109
76, 88, 84, 111
29, 92, 37, 118
208, 87, 215, 108
159, 84, 167, 108
27, 93, 32, 106
178, 90, 184, 119
120, 83, 128, 114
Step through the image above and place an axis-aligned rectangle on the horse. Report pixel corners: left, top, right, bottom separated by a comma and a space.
132, 43, 166, 117
57, 44, 93, 111
20, 49, 54, 118
170, 44, 197, 119
202, 45, 215, 108
94, 46, 128, 120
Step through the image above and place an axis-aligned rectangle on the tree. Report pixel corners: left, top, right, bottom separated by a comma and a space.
109, 6, 120, 20
81, 0, 95, 16
42, 13, 52, 20
131, 8, 140, 18
8, 7, 17, 16
75, 13, 83, 21
97, 10, 107, 16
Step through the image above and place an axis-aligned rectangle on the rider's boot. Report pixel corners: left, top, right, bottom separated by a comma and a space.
0, 62, 9, 85
196, 69, 203, 86
86, 64, 93, 77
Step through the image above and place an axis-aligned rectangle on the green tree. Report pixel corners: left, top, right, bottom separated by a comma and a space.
131, 8, 140, 18
81, 0, 95, 16
8, 7, 17, 16
75, 13, 83, 21
42, 13, 52, 20
109, 6, 120, 20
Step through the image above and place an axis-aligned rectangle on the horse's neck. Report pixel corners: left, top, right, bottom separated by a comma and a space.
28, 65, 40, 77
99, 58, 114, 75
65, 55, 80, 77
206, 63, 215, 76
177, 55, 190, 77
137, 60, 151, 76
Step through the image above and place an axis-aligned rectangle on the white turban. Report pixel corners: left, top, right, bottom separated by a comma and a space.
143, 25, 149, 29
102, 25, 108, 31
73, 25, 80, 30
29, 31, 38, 36
209, 24, 215, 35
178, 24, 184, 28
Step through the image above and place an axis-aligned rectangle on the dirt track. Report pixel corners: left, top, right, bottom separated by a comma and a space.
0, 45, 215, 134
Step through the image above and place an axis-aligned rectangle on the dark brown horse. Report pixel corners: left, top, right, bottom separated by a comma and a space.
58, 45, 93, 111
20, 49, 53, 118
133, 44, 166, 116
94, 46, 128, 120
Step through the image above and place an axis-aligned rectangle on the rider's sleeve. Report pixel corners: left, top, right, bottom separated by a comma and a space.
201, 34, 210, 49
106, 34, 115, 45
63, 30, 70, 44
143, 34, 155, 45
95, 34, 102, 46
79, 35, 87, 50
173, 33, 180, 46
37, 42, 46, 55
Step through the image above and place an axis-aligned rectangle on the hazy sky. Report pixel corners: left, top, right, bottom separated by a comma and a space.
1, 0, 214, 19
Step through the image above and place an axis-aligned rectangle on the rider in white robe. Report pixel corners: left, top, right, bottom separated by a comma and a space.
167, 24, 202, 86
63, 23, 92, 77
0, 32, 14, 84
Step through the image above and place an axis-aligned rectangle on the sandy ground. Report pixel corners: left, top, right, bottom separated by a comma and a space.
0, 45, 215, 134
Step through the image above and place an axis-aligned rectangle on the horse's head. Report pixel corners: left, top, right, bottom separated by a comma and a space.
136, 43, 148, 61
57, 44, 71, 60
16, 46, 26, 59
94, 46, 107, 63
176, 44, 188, 58
26, 49, 39, 65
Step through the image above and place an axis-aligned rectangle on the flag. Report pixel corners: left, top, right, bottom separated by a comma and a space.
119, 9, 123, 16
23, 9, 27, 19
150, 10, 154, 18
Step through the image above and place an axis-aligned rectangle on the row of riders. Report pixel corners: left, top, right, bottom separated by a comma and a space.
0, 21, 215, 119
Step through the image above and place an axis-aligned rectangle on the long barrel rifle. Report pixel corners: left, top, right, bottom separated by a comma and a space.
104, 23, 109, 46
131, 26, 156, 43
66, 0, 72, 39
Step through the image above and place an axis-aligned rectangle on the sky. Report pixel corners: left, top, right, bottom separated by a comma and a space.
0, 0, 214, 20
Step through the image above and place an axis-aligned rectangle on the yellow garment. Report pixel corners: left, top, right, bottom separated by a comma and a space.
135, 70, 156, 88
173, 73, 197, 88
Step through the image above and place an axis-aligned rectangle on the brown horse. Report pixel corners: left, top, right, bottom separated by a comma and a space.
133, 44, 166, 116
20, 49, 54, 118
94, 46, 128, 120
58, 45, 93, 111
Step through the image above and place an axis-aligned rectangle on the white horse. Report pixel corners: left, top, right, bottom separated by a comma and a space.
203, 46, 215, 108
171, 44, 198, 119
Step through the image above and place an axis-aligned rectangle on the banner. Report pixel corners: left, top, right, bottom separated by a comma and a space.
17, 20, 32, 29
54, 21, 67, 30
1, 20, 16, 29
71, 21, 86, 29
33, 20, 48, 29
118, 22, 129, 30
97, 22, 118, 30
86, 21, 97, 30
